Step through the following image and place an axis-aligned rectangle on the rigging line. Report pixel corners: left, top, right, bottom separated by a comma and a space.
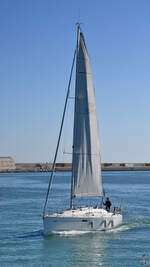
43, 47, 77, 216
63, 152, 100, 156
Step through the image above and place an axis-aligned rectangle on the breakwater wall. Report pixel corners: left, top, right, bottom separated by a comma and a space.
53, 163, 150, 172
1, 160, 150, 172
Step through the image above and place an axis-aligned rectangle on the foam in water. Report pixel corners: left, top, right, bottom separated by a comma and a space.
51, 225, 128, 236
52, 230, 91, 236
106, 225, 131, 233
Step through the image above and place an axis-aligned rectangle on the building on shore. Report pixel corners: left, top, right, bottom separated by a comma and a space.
0, 157, 16, 172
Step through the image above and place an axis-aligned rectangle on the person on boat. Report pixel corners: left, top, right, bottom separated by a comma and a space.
103, 197, 111, 212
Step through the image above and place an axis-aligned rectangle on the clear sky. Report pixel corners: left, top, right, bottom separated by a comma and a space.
0, 0, 150, 163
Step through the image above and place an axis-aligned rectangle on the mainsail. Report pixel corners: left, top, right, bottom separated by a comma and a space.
71, 27, 103, 198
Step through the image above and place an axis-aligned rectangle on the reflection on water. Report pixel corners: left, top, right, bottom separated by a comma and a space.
42, 233, 105, 266
42, 230, 123, 267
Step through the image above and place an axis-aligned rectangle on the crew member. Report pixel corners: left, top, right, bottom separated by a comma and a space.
103, 197, 111, 212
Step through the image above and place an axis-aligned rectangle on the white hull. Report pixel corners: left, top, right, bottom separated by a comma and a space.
43, 207, 122, 235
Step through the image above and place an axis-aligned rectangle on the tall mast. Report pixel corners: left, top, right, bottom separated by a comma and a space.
70, 24, 81, 209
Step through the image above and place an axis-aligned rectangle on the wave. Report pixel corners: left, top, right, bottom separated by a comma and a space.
17, 229, 43, 239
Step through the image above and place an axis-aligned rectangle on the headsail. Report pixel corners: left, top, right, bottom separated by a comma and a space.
71, 27, 103, 198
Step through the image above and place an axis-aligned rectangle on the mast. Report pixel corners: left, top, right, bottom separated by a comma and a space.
70, 23, 81, 209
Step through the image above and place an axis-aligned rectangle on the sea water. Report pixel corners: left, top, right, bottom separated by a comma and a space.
0, 171, 150, 266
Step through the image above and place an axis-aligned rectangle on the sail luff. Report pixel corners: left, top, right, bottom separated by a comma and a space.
70, 25, 81, 209
71, 28, 103, 198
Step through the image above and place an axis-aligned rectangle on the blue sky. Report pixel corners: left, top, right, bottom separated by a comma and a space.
0, 0, 150, 163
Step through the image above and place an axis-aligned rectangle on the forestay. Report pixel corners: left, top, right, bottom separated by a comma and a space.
71, 28, 103, 198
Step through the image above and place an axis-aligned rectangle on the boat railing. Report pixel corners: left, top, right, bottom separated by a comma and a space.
113, 207, 122, 214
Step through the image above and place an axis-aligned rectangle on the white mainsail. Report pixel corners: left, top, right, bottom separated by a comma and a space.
71, 28, 103, 198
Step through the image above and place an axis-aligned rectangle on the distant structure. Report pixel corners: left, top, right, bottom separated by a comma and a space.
1, 159, 150, 172
0, 157, 16, 172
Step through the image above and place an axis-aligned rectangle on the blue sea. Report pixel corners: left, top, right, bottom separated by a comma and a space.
0, 171, 150, 266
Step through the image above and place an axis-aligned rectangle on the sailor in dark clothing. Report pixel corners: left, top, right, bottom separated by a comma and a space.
103, 197, 111, 212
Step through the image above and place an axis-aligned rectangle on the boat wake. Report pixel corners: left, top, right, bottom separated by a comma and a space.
18, 230, 43, 239
106, 224, 131, 233
107, 216, 150, 233
52, 230, 91, 236
51, 225, 125, 236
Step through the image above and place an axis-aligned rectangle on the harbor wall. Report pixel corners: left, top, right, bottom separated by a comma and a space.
54, 162, 150, 172
1, 159, 150, 172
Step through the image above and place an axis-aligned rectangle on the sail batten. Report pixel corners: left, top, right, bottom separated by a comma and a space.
71, 28, 103, 199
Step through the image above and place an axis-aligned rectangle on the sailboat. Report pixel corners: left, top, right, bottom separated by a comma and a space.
43, 25, 122, 235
